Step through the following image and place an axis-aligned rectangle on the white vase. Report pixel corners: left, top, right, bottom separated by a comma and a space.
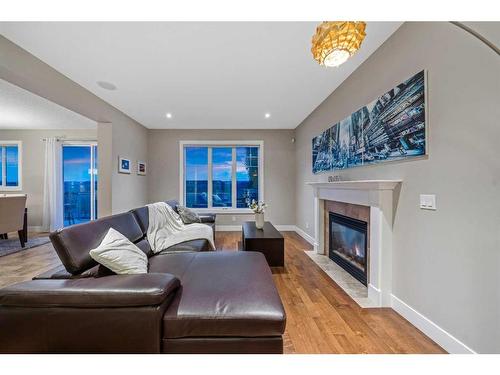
255, 212, 265, 229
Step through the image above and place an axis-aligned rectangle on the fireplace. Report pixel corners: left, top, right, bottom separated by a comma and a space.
329, 212, 368, 286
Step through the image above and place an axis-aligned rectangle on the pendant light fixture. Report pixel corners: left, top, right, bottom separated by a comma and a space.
311, 22, 367, 67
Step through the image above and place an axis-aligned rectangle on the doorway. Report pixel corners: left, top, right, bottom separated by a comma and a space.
62, 143, 98, 226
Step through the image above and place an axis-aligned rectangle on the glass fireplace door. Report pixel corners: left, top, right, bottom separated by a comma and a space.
329, 212, 368, 285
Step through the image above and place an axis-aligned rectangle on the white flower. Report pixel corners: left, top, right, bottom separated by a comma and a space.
248, 200, 268, 213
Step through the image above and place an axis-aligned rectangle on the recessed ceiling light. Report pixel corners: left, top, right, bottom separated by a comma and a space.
166, 113, 173, 119
265, 113, 271, 119
97, 81, 117, 90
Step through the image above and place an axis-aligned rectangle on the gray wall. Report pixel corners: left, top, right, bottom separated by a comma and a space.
97, 122, 113, 217
110, 120, 149, 214
0, 128, 97, 228
294, 22, 500, 353
148, 129, 296, 226
0, 36, 149, 215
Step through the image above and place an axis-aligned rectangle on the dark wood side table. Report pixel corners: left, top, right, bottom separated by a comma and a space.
242, 221, 284, 267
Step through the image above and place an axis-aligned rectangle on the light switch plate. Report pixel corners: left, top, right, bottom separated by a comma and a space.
420, 194, 437, 210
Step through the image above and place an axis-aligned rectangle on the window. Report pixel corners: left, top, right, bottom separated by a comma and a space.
62, 143, 98, 226
212, 147, 232, 207
236, 146, 259, 208
0, 141, 22, 190
184, 147, 208, 208
181, 141, 263, 211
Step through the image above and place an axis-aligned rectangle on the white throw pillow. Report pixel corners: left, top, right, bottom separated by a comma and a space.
89, 228, 148, 274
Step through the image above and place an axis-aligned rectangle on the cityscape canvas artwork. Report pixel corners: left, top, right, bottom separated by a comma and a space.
312, 70, 426, 174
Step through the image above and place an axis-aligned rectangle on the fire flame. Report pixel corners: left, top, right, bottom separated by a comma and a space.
354, 244, 362, 257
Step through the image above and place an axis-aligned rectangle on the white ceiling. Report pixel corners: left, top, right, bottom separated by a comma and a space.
0, 22, 402, 129
0, 79, 96, 130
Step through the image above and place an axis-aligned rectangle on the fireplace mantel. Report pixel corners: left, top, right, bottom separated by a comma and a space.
307, 180, 401, 191
307, 179, 402, 307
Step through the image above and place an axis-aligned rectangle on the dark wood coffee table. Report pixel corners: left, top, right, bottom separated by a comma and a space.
242, 221, 284, 267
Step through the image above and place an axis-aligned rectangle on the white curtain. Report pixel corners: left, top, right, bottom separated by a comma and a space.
42, 138, 63, 232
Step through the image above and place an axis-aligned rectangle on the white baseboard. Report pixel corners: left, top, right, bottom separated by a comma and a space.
215, 225, 242, 231
274, 225, 296, 231
216, 224, 297, 232
391, 294, 476, 354
293, 226, 316, 246
28, 226, 44, 233
216, 224, 317, 246
368, 283, 382, 306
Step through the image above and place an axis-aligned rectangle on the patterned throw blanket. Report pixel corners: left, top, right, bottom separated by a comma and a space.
146, 202, 215, 253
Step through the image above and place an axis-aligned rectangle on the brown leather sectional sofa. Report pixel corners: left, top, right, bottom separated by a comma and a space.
0, 201, 286, 353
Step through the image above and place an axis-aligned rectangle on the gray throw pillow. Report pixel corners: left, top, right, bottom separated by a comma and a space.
176, 205, 201, 224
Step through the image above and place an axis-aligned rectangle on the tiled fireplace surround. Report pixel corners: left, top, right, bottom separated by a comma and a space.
307, 180, 402, 308
306, 200, 373, 307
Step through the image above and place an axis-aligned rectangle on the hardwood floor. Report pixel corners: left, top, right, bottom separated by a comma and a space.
0, 230, 445, 354
0, 232, 60, 289
220, 231, 445, 354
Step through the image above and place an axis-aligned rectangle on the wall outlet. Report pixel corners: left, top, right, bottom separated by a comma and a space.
231, 216, 236, 222
305, 222, 310, 229
420, 194, 437, 210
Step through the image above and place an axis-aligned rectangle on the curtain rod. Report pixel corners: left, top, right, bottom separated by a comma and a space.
41, 137, 97, 142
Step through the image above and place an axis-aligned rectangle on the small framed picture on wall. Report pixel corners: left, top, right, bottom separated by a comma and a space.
137, 161, 147, 176
118, 157, 131, 174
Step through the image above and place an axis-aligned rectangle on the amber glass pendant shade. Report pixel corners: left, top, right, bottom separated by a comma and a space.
311, 21, 367, 67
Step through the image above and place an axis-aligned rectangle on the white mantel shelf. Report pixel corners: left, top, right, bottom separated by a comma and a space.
307, 180, 402, 191
308, 179, 402, 308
